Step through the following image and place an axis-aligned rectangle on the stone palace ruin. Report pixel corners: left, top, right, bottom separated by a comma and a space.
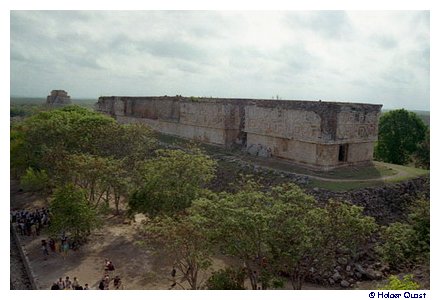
96, 96, 382, 170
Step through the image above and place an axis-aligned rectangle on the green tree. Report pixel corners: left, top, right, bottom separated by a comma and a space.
129, 148, 216, 216
408, 198, 430, 256
205, 267, 246, 290
20, 167, 50, 192
10, 103, 45, 118
62, 154, 116, 208
264, 184, 326, 290
375, 109, 427, 165
191, 181, 276, 290
11, 105, 157, 187
377, 223, 417, 269
141, 214, 214, 289
11, 105, 158, 218
101, 123, 158, 167
268, 187, 377, 289
323, 200, 378, 258
62, 154, 132, 215
192, 183, 377, 290
49, 184, 100, 241
66, 112, 118, 155
104, 159, 130, 215
10, 105, 117, 176
414, 129, 430, 169
10, 128, 31, 177
377, 198, 430, 269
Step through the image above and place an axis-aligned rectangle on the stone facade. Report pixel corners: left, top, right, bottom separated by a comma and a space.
95, 96, 382, 170
46, 90, 71, 106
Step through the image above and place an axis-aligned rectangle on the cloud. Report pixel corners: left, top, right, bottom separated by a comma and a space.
10, 10, 430, 111
371, 34, 398, 49
284, 11, 353, 40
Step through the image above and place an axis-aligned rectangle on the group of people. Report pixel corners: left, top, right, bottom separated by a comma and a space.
51, 260, 123, 290
11, 208, 81, 261
12, 208, 124, 290
40, 233, 79, 260
98, 274, 122, 290
10, 208, 50, 237
51, 276, 89, 290
97, 259, 123, 290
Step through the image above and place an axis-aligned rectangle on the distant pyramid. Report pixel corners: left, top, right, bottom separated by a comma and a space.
46, 90, 71, 106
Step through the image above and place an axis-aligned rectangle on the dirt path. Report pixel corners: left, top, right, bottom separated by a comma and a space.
280, 167, 407, 183
236, 157, 410, 183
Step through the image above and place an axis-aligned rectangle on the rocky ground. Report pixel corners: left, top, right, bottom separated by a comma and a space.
210, 155, 430, 225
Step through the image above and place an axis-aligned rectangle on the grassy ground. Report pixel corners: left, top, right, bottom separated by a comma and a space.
306, 179, 386, 191
306, 162, 429, 191
381, 163, 430, 181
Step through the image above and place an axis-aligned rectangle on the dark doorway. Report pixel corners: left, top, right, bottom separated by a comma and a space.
338, 144, 348, 162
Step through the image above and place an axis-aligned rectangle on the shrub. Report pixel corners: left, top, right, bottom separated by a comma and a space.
408, 198, 430, 256
380, 274, 420, 290
377, 223, 416, 269
377, 198, 430, 269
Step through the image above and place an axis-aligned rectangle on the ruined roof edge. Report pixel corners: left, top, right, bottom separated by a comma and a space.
98, 95, 383, 109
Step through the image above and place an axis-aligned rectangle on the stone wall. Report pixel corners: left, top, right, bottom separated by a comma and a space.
245, 105, 322, 142
117, 115, 229, 145
10, 225, 38, 289
95, 96, 382, 170
104, 97, 243, 146
336, 109, 379, 142
242, 101, 381, 169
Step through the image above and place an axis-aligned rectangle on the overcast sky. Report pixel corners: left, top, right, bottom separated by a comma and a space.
10, 10, 430, 110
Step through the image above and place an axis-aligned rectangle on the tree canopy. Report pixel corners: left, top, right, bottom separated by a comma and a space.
10, 105, 157, 177
375, 109, 428, 165
49, 184, 100, 241
11, 105, 157, 215
129, 148, 217, 216
190, 182, 377, 289
10, 105, 116, 175
141, 213, 214, 289
377, 197, 430, 269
